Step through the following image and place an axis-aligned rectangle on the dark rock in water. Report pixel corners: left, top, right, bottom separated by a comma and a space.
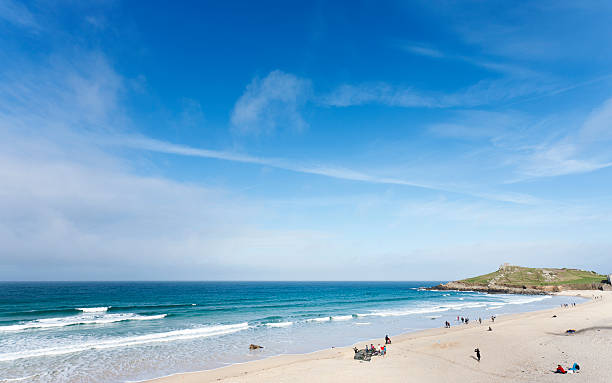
249, 344, 263, 350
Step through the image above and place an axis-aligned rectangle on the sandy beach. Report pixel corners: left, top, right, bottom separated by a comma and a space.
148, 291, 611, 383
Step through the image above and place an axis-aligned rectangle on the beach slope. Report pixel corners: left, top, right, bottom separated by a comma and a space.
149, 291, 611, 383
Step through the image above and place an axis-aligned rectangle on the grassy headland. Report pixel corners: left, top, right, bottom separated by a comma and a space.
433, 264, 609, 294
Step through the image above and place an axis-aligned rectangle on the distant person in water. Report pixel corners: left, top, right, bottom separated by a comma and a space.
385, 335, 391, 344
474, 348, 481, 361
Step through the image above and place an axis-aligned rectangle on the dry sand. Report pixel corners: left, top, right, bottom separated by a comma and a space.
148, 291, 612, 383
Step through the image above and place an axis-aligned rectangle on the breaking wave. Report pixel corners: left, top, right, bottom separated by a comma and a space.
0, 322, 249, 362
358, 301, 489, 317
76, 307, 109, 313
265, 321, 293, 328
0, 313, 167, 332
304, 317, 331, 322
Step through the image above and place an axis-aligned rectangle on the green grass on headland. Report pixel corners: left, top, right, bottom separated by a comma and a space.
461, 265, 607, 288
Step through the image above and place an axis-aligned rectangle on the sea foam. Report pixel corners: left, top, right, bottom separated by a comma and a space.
331, 315, 353, 321
77, 307, 109, 313
265, 321, 293, 328
304, 317, 331, 322
0, 313, 167, 332
0, 322, 249, 362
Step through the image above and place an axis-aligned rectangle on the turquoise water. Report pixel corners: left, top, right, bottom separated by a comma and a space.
0, 282, 581, 382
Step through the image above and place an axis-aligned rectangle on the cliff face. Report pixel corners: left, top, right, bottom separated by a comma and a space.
431, 281, 549, 295
430, 265, 609, 294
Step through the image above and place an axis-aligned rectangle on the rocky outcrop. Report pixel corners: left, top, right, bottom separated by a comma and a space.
430, 281, 608, 294
249, 344, 263, 350
430, 281, 548, 295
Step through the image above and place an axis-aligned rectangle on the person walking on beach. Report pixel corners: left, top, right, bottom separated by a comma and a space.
474, 348, 481, 362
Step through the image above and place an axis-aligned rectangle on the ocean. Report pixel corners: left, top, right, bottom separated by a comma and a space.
0, 282, 582, 382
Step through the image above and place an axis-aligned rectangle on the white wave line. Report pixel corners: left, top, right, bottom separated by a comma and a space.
0, 323, 249, 362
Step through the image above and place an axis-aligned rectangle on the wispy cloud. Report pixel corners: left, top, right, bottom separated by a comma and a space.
0, 50, 347, 280
0, 0, 37, 29
401, 41, 538, 77
402, 43, 445, 58
426, 110, 528, 146
518, 143, 612, 179
230, 70, 311, 135
321, 37, 561, 109
320, 76, 555, 109
579, 97, 612, 143
113, 134, 538, 204
433, 1, 612, 62
512, 97, 612, 180
423, 100, 612, 182
320, 82, 436, 107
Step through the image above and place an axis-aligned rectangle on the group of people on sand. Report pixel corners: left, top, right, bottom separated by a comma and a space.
360, 341, 388, 356
449, 315, 494, 328
354, 335, 391, 361
459, 316, 469, 324
560, 303, 576, 308
556, 363, 580, 374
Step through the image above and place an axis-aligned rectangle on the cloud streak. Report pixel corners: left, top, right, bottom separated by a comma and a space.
402, 43, 445, 58
320, 76, 558, 109
112, 134, 538, 204
510, 96, 612, 181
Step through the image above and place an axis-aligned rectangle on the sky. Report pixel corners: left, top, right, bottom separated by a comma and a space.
1, 0, 612, 281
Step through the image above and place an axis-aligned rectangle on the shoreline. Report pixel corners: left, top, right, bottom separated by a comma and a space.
145, 290, 608, 383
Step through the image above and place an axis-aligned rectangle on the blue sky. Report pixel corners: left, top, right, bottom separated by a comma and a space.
1, 0, 612, 280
